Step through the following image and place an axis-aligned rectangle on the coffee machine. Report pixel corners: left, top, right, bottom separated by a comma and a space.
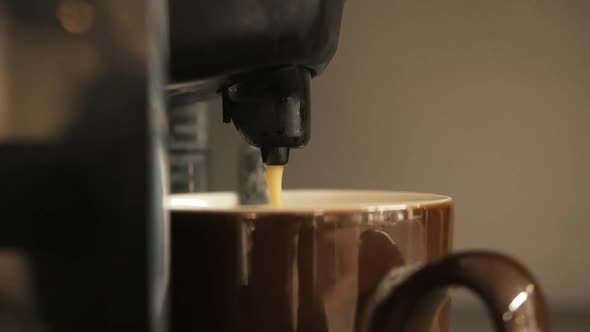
0, 0, 343, 331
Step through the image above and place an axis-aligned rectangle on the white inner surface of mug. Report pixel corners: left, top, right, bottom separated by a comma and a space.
167, 190, 451, 212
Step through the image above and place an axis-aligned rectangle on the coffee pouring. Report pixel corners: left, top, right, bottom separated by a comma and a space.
167, 0, 550, 331
0, 0, 550, 331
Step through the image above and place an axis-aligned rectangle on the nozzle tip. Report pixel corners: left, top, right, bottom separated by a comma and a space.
261, 147, 290, 165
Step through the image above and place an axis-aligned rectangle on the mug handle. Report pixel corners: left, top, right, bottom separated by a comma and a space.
358, 251, 551, 332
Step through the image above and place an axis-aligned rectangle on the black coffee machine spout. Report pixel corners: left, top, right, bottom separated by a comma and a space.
222, 66, 310, 165
168, 0, 344, 166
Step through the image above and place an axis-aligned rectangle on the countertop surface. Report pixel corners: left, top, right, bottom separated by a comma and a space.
450, 307, 590, 331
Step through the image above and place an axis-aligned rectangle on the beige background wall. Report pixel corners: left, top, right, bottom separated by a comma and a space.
208, 0, 590, 307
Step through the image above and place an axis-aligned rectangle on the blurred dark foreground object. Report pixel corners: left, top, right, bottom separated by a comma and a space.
0, 0, 344, 331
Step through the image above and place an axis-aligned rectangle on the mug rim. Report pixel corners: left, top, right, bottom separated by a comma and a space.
167, 189, 452, 214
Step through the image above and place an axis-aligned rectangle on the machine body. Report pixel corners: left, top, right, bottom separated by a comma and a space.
168, 0, 344, 164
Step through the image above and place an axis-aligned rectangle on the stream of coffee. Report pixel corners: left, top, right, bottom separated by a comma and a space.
265, 165, 284, 208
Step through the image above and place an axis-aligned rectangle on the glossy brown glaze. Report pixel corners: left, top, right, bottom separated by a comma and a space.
170, 200, 453, 332
359, 251, 550, 332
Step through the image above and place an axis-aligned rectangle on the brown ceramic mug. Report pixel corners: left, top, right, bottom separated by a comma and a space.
168, 190, 550, 332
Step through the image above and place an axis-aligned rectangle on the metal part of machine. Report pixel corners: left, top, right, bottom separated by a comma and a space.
167, 94, 209, 193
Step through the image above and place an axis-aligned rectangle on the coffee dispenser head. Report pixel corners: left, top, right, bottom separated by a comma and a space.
168, 0, 345, 166
222, 67, 311, 165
